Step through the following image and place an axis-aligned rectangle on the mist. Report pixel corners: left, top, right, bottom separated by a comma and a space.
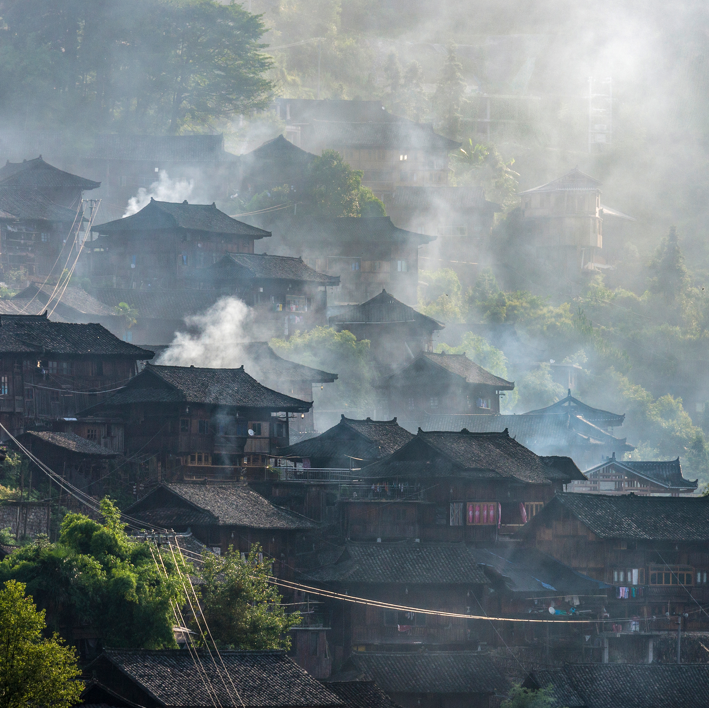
123, 171, 195, 217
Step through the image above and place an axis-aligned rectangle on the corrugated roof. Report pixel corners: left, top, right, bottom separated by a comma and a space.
95, 364, 312, 411
535, 493, 709, 541
0, 314, 152, 357
95, 199, 270, 238
307, 542, 490, 584
280, 416, 414, 464
127, 483, 317, 530
20, 431, 118, 457
348, 652, 507, 695
90, 649, 342, 707
0, 156, 100, 190
329, 289, 443, 329
519, 168, 602, 195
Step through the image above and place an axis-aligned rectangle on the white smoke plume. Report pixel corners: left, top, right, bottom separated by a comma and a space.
123, 170, 194, 217
157, 297, 254, 368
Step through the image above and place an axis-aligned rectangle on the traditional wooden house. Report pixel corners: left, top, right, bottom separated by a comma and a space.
379, 352, 514, 428
520, 493, 709, 648
249, 215, 434, 306
341, 651, 507, 708
421, 412, 633, 471
569, 454, 698, 496
329, 290, 443, 376
337, 429, 584, 541
82, 364, 311, 479
279, 416, 414, 470
126, 482, 316, 573
0, 313, 152, 435
275, 99, 459, 199
84, 648, 344, 708
522, 664, 709, 708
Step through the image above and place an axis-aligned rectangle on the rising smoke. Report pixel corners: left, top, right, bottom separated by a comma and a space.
123, 170, 195, 217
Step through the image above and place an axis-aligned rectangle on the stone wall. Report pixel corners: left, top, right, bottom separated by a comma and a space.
0, 502, 51, 539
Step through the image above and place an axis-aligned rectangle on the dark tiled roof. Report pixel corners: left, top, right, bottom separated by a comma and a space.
0, 314, 152, 357
95, 364, 312, 411
21, 431, 118, 457
240, 135, 315, 166
519, 168, 602, 195
525, 392, 625, 427
0, 156, 100, 190
93, 134, 234, 162
329, 290, 443, 330
421, 352, 514, 388
348, 652, 507, 695
95, 199, 270, 238
127, 482, 318, 530
0, 300, 67, 319
525, 664, 709, 708
307, 542, 489, 584
204, 253, 339, 285
13, 285, 117, 316
586, 457, 697, 490
280, 416, 414, 463
0, 188, 83, 223
239, 342, 337, 384
276, 216, 435, 247
91, 288, 221, 320
321, 681, 403, 708
361, 430, 585, 484
537, 493, 709, 541
91, 649, 343, 708
422, 414, 633, 453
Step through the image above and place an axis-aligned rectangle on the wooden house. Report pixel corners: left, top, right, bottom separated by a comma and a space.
0, 313, 152, 435
279, 415, 414, 470
274, 99, 459, 199
84, 648, 344, 708
341, 651, 507, 708
126, 482, 317, 573
329, 290, 443, 376
250, 215, 434, 306
523, 664, 709, 708
83, 363, 311, 479
379, 352, 514, 428
520, 493, 709, 645
337, 429, 584, 541
570, 454, 698, 496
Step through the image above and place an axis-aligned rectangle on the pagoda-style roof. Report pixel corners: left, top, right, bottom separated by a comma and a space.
0, 156, 100, 191
383, 352, 514, 390
95, 199, 271, 239
525, 390, 625, 428
329, 289, 443, 330
519, 168, 602, 195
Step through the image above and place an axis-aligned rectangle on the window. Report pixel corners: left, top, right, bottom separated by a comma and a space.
450, 502, 464, 526
429, 396, 439, 408
187, 453, 211, 466
525, 502, 544, 520
649, 566, 693, 586
41, 232, 49, 242
61, 361, 71, 375
407, 397, 415, 409
467, 502, 498, 525
198, 420, 209, 435
396, 260, 408, 272
613, 568, 645, 585
48, 361, 58, 374
180, 418, 190, 433
181, 253, 188, 266
350, 260, 360, 271
697, 571, 708, 585
399, 154, 408, 161
250, 423, 262, 436
274, 422, 287, 438
86, 428, 98, 441
0, 376, 7, 396
236, 421, 248, 436
123, 331, 133, 343
477, 398, 491, 410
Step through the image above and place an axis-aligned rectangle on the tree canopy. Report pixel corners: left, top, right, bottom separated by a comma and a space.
0, 579, 83, 708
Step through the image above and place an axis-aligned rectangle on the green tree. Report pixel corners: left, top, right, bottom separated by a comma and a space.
418, 268, 466, 322
648, 226, 690, 305
501, 684, 556, 708
452, 140, 519, 208
271, 326, 374, 413
114, 302, 139, 330
399, 61, 429, 122
0, 579, 83, 708
0, 499, 185, 648
307, 150, 385, 217
195, 546, 300, 650
433, 43, 466, 139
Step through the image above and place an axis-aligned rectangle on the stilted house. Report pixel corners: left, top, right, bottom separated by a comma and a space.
379, 352, 514, 428
0, 313, 152, 435
329, 290, 443, 376
82, 364, 311, 480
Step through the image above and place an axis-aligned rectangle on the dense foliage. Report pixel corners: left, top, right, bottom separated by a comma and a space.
0, 580, 83, 708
